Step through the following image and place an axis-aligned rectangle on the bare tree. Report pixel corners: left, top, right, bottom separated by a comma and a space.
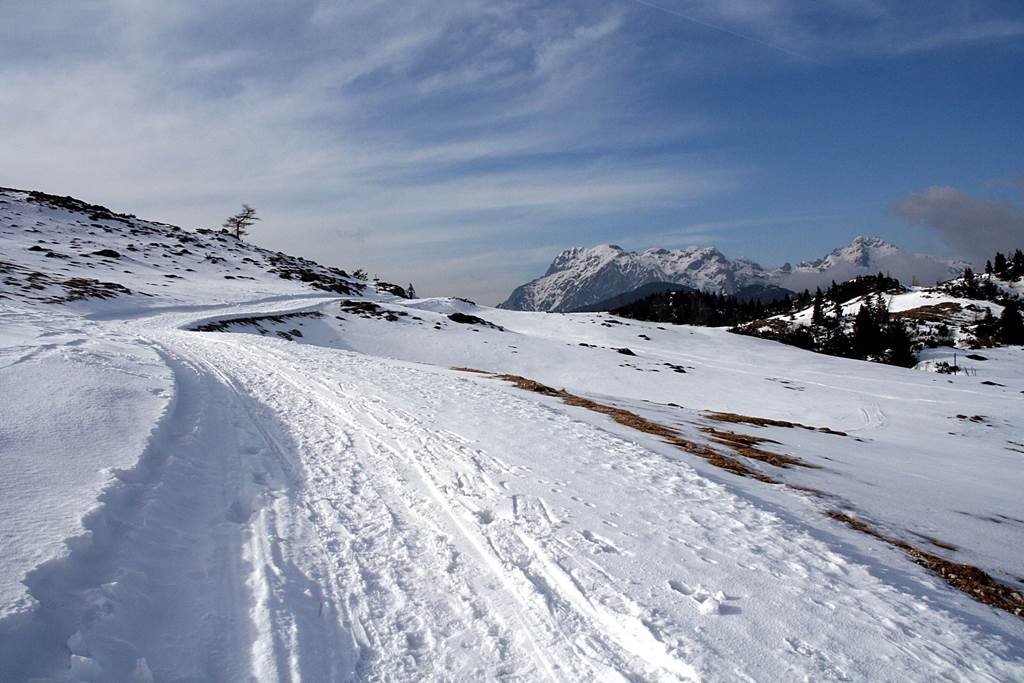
223, 204, 259, 239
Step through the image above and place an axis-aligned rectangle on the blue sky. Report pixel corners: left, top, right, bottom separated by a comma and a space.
2, 1, 1023, 303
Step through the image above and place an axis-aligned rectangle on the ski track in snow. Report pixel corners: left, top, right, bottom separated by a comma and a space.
173, 334, 693, 682
2, 297, 1023, 681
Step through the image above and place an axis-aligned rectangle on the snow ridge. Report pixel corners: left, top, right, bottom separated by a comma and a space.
500, 237, 966, 312
0, 187, 403, 312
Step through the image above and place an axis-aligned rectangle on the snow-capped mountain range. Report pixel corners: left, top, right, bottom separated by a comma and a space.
500, 237, 969, 312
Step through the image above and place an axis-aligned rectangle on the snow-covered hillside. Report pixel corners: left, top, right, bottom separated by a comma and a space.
500, 236, 966, 312
0, 188, 409, 312
2, 189, 1023, 681
738, 274, 1021, 360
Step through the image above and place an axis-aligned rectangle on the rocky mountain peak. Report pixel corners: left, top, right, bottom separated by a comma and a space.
501, 236, 966, 312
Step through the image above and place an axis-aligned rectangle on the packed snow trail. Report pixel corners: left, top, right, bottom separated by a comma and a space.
163, 331, 692, 682
2, 299, 1023, 680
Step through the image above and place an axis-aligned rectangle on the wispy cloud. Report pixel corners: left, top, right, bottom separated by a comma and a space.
1, 0, 1021, 302
642, 211, 837, 251
624, 0, 815, 61
0, 0, 735, 302
622, 0, 1024, 59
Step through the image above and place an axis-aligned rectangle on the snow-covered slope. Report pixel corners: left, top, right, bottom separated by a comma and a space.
0, 188, 405, 314
500, 236, 965, 312
2, 189, 1023, 681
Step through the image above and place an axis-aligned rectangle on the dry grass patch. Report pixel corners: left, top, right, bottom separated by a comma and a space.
707, 411, 847, 436
489, 373, 778, 482
895, 301, 962, 323
699, 427, 818, 469
928, 537, 958, 551
790, 483, 829, 497
828, 512, 1023, 618
457, 368, 1024, 618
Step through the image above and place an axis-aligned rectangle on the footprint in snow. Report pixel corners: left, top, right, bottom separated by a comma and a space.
668, 580, 734, 616
225, 499, 252, 524
474, 509, 496, 525
580, 529, 628, 555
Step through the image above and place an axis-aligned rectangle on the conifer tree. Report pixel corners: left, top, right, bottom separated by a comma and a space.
222, 204, 259, 240
1012, 249, 1024, 278
820, 299, 850, 356
962, 267, 976, 296
876, 293, 891, 325
883, 319, 917, 367
1000, 301, 1024, 345
811, 288, 825, 327
975, 307, 999, 345
853, 301, 879, 358
994, 252, 1008, 278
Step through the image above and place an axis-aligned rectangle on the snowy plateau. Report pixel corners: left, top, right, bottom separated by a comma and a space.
500, 239, 968, 312
0, 188, 1022, 682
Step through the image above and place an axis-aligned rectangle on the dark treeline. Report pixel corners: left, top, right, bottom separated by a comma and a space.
985, 249, 1024, 281
615, 273, 917, 366
612, 288, 795, 327
783, 274, 904, 313
946, 248, 1024, 303
819, 274, 903, 305
614, 268, 1022, 367
974, 300, 1024, 346
820, 290, 916, 366
941, 248, 1024, 345
613, 273, 903, 329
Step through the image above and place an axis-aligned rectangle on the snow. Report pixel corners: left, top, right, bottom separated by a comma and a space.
500, 236, 966, 312
211, 298, 1024, 583
0, 189, 370, 315
2, 189, 1023, 680
772, 285, 1005, 350
0, 308, 172, 621
775, 236, 967, 293
501, 243, 758, 311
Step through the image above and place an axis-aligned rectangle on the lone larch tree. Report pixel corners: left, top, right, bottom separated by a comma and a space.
223, 204, 259, 239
